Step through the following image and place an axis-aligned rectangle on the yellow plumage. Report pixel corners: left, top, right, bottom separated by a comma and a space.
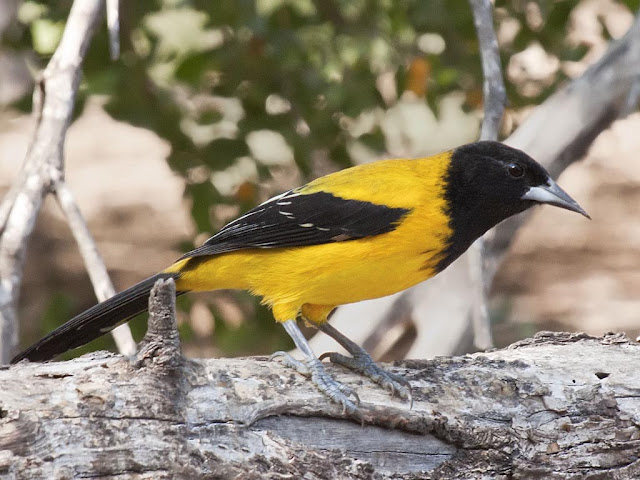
168, 152, 453, 323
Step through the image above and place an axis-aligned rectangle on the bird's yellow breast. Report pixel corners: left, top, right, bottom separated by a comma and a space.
171, 152, 453, 320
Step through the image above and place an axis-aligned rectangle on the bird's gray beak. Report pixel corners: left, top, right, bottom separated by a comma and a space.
521, 179, 590, 219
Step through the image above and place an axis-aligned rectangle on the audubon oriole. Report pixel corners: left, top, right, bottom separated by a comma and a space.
11, 141, 589, 414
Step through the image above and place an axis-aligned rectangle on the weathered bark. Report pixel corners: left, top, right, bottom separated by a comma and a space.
3, 334, 639, 479
2, 281, 639, 479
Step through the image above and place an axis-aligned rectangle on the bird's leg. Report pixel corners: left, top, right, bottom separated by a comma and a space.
316, 322, 412, 407
270, 320, 361, 417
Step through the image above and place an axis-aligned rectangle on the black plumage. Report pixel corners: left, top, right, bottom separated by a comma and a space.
181, 189, 411, 261
436, 141, 554, 272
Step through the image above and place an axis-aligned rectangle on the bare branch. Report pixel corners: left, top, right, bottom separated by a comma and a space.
0, 0, 135, 362
54, 181, 136, 356
0, 0, 103, 362
467, 0, 507, 350
469, 0, 507, 142
106, 0, 120, 60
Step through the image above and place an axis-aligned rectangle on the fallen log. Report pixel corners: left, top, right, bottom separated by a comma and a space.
2, 282, 639, 479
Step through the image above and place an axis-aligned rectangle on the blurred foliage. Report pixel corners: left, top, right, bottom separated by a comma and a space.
5, 0, 637, 356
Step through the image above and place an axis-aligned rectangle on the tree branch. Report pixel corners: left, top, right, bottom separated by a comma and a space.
467, 0, 507, 351
3, 330, 640, 478
0, 0, 135, 362
469, 0, 506, 142
5, 275, 640, 477
106, 0, 120, 60
54, 181, 136, 356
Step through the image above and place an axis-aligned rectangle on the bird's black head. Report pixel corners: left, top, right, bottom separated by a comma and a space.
437, 141, 588, 271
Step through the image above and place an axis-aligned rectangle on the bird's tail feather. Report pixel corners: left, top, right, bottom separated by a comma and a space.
11, 273, 181, 364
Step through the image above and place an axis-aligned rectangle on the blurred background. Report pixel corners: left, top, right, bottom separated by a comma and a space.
1, 0, 639, 360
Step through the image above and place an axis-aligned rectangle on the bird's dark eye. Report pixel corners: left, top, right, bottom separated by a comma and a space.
508, 162, 525, 178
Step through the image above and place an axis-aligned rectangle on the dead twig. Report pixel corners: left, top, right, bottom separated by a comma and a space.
467, 0, 507, 350
106, 0, 120, 60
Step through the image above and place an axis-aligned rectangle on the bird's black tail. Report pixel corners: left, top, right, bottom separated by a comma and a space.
11, 273, 181, 364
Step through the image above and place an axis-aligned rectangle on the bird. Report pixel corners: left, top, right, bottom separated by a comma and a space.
11, 141, 589, 415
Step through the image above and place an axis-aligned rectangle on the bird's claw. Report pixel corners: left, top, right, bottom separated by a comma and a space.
270, 351, 309, 375
271, 352, 362, 418
319, 350, 413, 409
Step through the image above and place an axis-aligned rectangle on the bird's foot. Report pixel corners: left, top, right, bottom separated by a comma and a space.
270, 351, 361, 416
319, 348, 412, 408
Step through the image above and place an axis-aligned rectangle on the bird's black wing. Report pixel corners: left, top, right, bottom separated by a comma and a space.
181, 189, 411, 259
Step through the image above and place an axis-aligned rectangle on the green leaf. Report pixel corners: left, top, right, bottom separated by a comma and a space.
202, 138, 250, 169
